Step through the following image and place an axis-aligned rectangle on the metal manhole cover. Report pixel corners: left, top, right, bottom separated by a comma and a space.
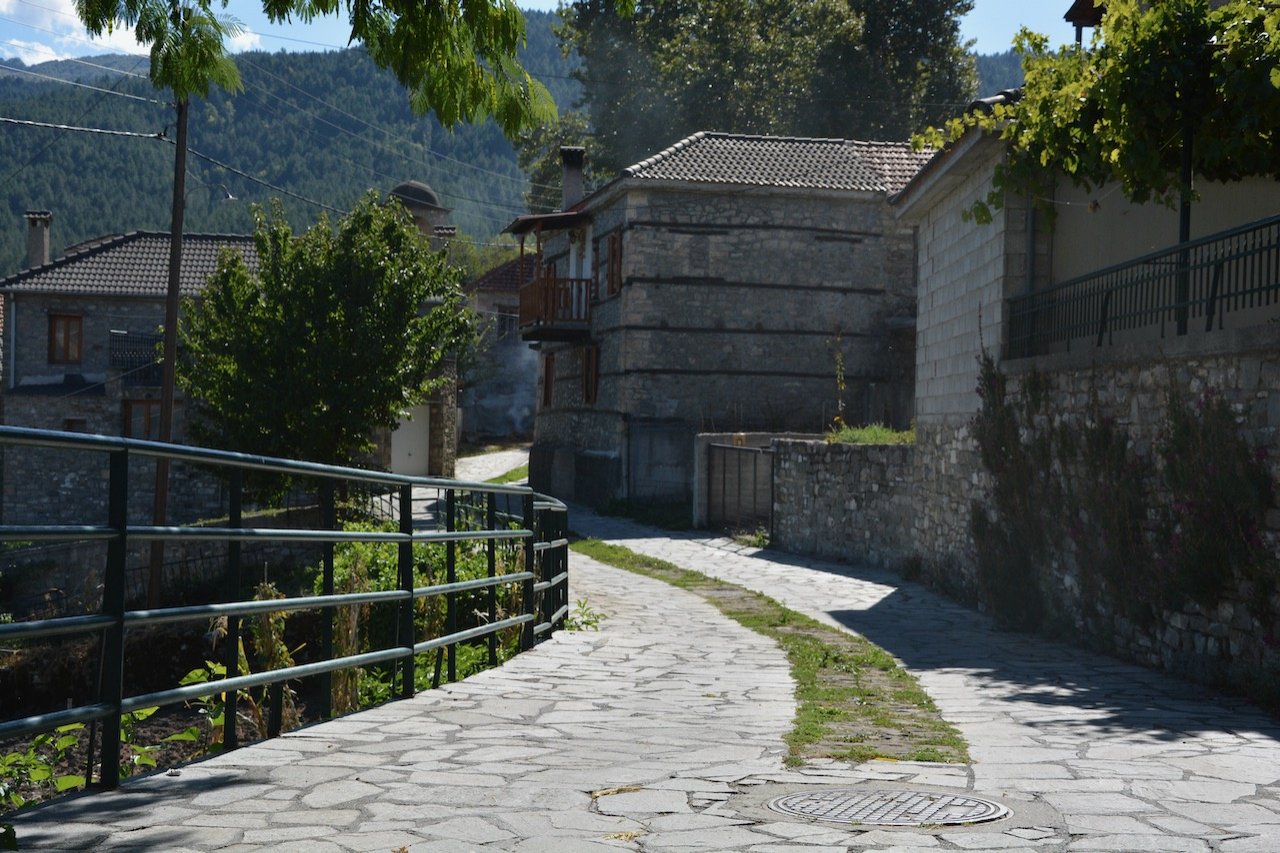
767, 789, 1010, 827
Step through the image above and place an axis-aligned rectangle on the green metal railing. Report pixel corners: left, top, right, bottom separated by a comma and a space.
0, 426, 568, 790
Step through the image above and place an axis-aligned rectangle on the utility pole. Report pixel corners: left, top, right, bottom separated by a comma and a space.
148, 93, 189, 609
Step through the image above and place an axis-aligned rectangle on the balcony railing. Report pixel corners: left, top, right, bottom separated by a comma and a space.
519, 275, 593, 341
108, 331, 163, 386
1006, 214, 1280, 359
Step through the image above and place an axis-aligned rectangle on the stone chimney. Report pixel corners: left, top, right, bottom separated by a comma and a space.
24, 210, 52, 269
561, 147, 585, 210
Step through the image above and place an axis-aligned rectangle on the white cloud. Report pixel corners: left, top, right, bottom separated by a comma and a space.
227, 30, 262, 54
3, 37, 68, 64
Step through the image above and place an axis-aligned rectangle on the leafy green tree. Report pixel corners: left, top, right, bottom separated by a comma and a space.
515, 110, 601, 213
558, 0, 976, 173
178, 194, 475, 469
921, 0, 1280, 221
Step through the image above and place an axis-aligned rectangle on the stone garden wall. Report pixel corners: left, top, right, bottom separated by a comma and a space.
771, 440, 917, 568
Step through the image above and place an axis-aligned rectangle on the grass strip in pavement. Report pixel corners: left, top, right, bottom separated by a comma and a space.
571, 538, 969, 767
484, 464, 529, 484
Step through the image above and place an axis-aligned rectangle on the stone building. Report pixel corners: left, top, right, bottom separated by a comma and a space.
507, 133, 930, 506
0, 217, 255, 524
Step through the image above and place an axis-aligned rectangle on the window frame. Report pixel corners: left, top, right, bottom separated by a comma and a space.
48, 314, 83, 365
122, 399, 162, 440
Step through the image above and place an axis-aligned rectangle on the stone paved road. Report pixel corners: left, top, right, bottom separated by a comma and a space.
10, 449, 1280, 851
568, 504, 1280, 853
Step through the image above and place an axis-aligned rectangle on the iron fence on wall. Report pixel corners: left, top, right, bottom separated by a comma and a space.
1006, 214, 1280, 359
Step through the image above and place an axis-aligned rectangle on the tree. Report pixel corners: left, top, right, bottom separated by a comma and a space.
177, 194, 475, 472
921, 0, 1280, 222
557, 0, 976, 174
515, 110, 601, 213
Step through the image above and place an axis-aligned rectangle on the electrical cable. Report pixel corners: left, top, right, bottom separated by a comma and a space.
0, 59, 169, 105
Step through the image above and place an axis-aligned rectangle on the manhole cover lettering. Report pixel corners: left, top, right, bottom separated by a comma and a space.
767, 789, 1010, 827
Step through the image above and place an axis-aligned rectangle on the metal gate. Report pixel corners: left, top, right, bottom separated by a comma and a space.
706, 443, 773, 534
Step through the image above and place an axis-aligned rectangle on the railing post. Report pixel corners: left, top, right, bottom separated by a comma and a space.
222, 470, 243, 750
521, 493, 536, 651
486, 492, 498, 667
1205, 261, 1224, 332
398, 483, 415, 699
319, 482, 335, 719
97, 447, 128, 790
446, 488, 457, 683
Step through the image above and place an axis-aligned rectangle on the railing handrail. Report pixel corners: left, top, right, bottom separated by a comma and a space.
0, 425, 536, 495
0, 427, 570, 796
1017, 212, 1280, 302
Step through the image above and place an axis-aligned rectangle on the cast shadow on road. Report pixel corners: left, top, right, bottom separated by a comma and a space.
743, 546, 1280, 745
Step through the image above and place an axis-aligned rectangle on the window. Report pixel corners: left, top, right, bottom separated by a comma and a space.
48, 314, 82, 364
123, 399, 162, 440
582, 344, 599, 405
541, 352, 555, 409
606, 233, 623, 296
62, 418, 88, 433
495, 308, 518, 339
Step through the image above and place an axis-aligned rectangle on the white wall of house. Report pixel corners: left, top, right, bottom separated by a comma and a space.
390, 404, 432, 477
1051, 176, 1280, 282
904, 141, 1018, 422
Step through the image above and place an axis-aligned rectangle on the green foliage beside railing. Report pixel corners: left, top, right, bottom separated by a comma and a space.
970, 352, 1277, 632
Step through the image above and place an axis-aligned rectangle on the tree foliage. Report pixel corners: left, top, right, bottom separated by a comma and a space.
177, 193, 475, 468
920, 0, 1280, 221
74, 0, 561, 135
515, 110, 601, 213
558, 0, 977, 173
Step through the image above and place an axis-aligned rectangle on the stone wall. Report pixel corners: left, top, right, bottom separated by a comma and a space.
0, 395, 220, 526
772, 440, 917, 567
992, 326, 1280, 692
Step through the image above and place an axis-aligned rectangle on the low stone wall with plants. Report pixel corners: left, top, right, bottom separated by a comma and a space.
967, 327, 1280, 702
772, 439, 916, 566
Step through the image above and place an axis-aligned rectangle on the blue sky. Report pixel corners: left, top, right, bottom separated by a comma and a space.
0, 0, 1078, 65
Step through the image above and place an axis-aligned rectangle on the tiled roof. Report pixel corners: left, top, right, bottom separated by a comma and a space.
0, 231, 257, 298
621, 132, 932, 195
466, 254, 539, 294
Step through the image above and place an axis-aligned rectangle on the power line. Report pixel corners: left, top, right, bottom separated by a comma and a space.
0, 114, 162, 138
176, 142, 347, 216
0, 51, 150, 190
0, 57, 169, 105
237, 55, 560, 194
0, 34, 152, 81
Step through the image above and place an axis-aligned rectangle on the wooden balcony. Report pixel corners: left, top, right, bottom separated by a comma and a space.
519, 275, 593, 341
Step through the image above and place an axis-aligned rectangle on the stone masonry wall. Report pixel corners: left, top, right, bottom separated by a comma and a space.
772, 439, 916, 567
995, 326, 1280, 692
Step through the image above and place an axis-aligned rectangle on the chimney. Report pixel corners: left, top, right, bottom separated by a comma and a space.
25, 210, 52, 269
561, 146, 585, 210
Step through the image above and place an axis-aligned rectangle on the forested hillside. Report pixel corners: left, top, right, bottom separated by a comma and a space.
0, 11, 573, 276
0, 5, 1018, 277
